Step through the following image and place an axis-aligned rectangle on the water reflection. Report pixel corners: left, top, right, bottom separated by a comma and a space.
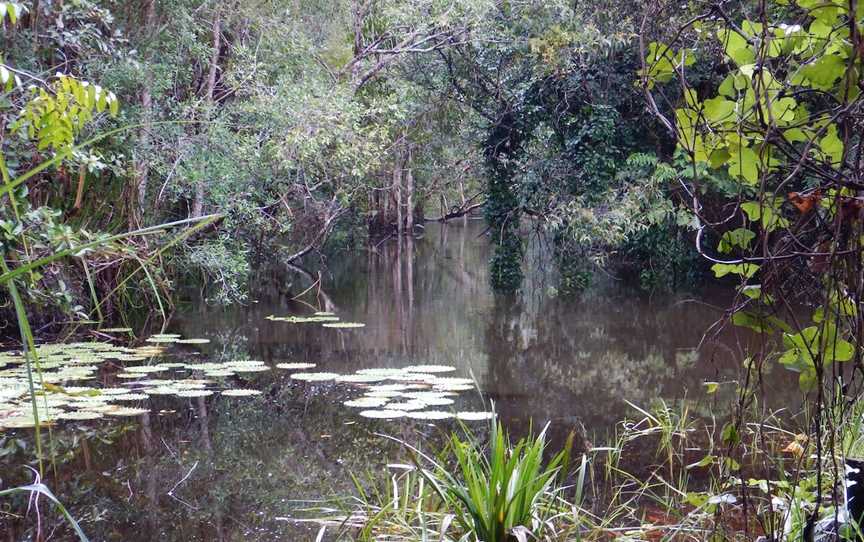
1, 220, 794, 540
177, 220, 764, 432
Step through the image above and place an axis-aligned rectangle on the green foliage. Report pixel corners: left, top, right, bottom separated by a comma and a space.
417, 422, 572, 542
643, 0, 864, 396
12, 75, 118, 152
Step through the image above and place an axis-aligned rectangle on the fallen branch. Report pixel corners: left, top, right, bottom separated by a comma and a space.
426, 201, 484, 222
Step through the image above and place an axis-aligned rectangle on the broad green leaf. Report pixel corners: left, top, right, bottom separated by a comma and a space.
703, 96, 735, 123
711, 262, 759, 278
717, 28, 755, 66
727, 145, 759, 184
687, 454, 716, 469
741, 201, 790, 231
818, 124, 844, 166
718, 228, 755, 253
799, 369, 817, 392
799, 54, 845, 90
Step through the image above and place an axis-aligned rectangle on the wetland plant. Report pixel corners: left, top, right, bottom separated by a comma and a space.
412, 421, 573, 542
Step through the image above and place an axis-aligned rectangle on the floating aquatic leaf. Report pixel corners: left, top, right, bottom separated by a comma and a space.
266, 315, 340, 323
358, 409, 407, 419
174, 380, 212, 389
276, 363, 317, 370
132, 379, 166, 387
384, 401, 426, 411
177, 338, 210, 345
456, 411, 494, 421
387, 373, 436, 382
403, 365, 456, 373
145, 387, 180, 396
367, 384, 411, 392
112, 393, 149, 401
431, 377, 473, 386
204, 370, 236, 377
415, 397, 455, 407
344, 397, 389, 408
336, 374, 388, 383
357, 368, 405, 377
221, 389, 262, 397
433, 384, 474, 392
402, 391, 456, 400
185, 363, 223, 371
145, 337, 180, 343
104, 406, 150, 417
99, 388, 130, 395
124, 365, 170, 373
290, 372, 340, 382
1, 417, 50, 428
176, 390, 214, 398
56, 411, 104, 421
114, 355, 147, 362
406, 411, 454, 420
150, 334, 181, 338
322, 322, 365, 329
365, 391, 403, 398
230, 366, 270, 373
132, 346, 166, 356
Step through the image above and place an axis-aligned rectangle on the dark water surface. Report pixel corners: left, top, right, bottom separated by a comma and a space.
2, 221, 776, 541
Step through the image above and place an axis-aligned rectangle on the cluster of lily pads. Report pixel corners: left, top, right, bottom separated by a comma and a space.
0, 327, 492, 430
284, 363, 492, 421
266, 312, 366, 329
0, 335, 264, 430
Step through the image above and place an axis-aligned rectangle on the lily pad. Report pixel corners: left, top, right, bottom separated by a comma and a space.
415, 397, 455, 407
383, 401, 427, 411
344, 397, 389, 408
104, 406, 150, 417
221, 389, 262, 397
176, 390, 214, 398
455, 411, 494, 421
403, 365, 456, 373
176, 338, 210, 345
290, 372, 340, 382
56, 411, 105, 421
276, 363, 317, 370
112, 393, 149, 401
336, 374, 388, 383
358, 409, 407, 419
406, 411, 454, 420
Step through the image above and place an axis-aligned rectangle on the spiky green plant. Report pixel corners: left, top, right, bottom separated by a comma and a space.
414, 421, 572, 542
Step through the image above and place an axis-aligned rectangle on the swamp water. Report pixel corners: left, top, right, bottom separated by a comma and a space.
0, 221, 791, 540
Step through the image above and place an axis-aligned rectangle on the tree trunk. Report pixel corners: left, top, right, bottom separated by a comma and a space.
350, 0, 364, 80
193, 4, 221, 218
132, 0, 156, 228
394, 153, 403, 236
405, 143, 414, 233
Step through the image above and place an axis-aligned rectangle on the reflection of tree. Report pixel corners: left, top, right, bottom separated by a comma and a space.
482, 283, 752, 437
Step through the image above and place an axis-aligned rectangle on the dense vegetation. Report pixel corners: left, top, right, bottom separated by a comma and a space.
5, 0, 864, 539
0, 0, 704, 330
